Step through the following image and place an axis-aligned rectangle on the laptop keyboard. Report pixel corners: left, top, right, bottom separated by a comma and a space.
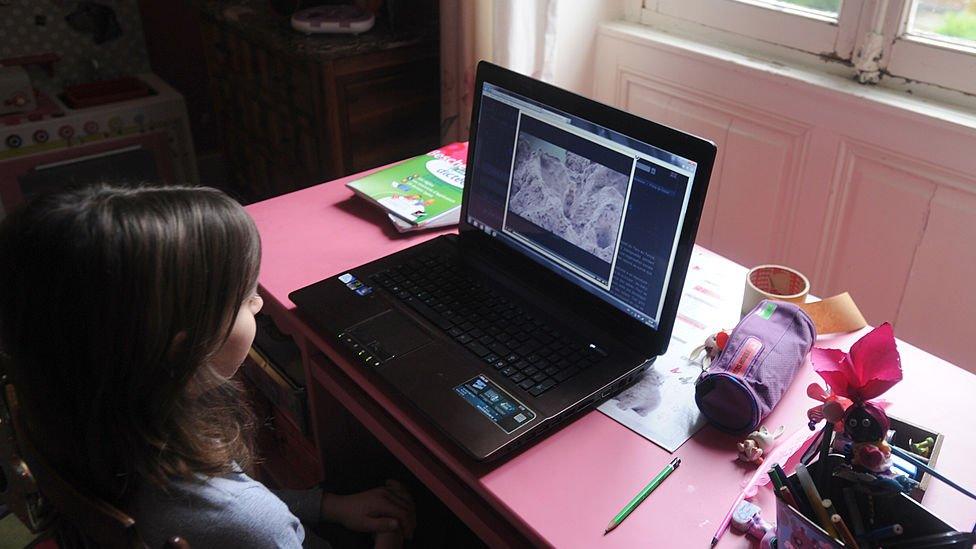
368, 255, 607, 397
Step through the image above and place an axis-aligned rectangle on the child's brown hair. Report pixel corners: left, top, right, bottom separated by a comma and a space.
0, 184, 261, 504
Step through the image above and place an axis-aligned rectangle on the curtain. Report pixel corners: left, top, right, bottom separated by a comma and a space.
439, 0, 560, 144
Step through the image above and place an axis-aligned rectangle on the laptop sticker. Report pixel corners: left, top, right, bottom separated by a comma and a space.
454, 375, 536, 434
337, 273, 373, 296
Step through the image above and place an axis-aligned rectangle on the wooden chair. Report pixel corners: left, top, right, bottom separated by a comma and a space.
0, 372, 188, 549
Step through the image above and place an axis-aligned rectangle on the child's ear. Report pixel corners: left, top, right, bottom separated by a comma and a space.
167, 331, 188, 360
246, 293, 264, 314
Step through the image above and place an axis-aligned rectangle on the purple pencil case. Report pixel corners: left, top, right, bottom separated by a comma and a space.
695, 299, 816, 434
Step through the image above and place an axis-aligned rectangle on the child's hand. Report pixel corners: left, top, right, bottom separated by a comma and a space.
373, 531, 403, 549
321, 480, 416, 539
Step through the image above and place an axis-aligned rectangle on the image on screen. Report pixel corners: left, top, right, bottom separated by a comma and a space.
466, 83, 697, 329
503, 114, 632, 286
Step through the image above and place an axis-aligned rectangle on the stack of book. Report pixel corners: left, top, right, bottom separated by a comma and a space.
346, 142, 468, 233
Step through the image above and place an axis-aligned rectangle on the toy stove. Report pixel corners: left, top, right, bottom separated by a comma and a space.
0, 73, 197, 217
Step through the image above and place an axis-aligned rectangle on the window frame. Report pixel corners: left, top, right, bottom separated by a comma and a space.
634, 0, 976, 100
641, 0, 865, 58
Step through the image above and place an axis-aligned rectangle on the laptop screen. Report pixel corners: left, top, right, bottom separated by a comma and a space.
465, 82, 699, 330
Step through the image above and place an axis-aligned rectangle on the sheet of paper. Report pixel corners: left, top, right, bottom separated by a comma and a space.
599, 247, 747, 452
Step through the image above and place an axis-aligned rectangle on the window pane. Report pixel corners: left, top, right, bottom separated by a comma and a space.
910, 0, 976, 47
750, 0, 842, 17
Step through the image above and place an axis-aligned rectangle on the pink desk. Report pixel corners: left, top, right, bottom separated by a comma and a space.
247, 171, 976, 548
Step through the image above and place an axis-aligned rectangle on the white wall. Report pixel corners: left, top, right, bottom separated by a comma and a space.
594, 22, 976, 371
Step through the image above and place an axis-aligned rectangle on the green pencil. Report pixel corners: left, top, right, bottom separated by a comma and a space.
604, 457, 681, 534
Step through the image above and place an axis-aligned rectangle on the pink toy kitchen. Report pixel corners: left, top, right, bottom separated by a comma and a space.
0, 2, 196, 218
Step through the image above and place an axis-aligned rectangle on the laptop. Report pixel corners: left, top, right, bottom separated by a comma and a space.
289, 62, 716, 461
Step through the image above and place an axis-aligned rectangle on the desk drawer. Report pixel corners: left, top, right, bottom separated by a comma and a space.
242, 348, 307, 435
247, 375, 322, 489
243, 313, 309, 433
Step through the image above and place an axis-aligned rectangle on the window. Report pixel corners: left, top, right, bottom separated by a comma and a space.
636, 0, 976, 98
885, 0, 976, 95
907, 0, 976, 46
766, 0, 842, 17
642, 0, 864, 59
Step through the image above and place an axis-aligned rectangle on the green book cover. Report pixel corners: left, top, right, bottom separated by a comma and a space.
346, 148, 466, 225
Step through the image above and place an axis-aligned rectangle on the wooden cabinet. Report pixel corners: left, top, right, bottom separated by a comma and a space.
197, 1, 440, 201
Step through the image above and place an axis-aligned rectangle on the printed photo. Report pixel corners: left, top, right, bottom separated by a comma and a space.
507, 126, 629, 265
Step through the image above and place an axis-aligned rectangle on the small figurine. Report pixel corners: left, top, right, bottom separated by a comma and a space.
731, 500, 774, 541
811, 323, 903, 476
846, 401, 893, 472
689, 330, 729, 369
737, 425, 785, 465
909, 436, 935, 458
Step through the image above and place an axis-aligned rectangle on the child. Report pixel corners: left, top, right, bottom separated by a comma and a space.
0, 184, 416, 547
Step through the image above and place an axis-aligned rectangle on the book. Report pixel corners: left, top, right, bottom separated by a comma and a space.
387, 210, 460, 233
346, 142, 468, 229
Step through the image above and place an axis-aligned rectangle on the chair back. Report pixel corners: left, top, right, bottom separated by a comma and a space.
4, 382, 144, 548
0, 371, 189, 548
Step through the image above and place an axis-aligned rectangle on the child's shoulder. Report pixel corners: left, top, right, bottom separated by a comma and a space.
131, 471, 305, 548
195, 470, 281, 504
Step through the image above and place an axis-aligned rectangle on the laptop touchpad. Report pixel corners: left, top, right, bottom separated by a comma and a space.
347, 310, 431, 361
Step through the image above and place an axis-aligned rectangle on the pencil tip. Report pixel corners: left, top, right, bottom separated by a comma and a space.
710, 536, 719, 547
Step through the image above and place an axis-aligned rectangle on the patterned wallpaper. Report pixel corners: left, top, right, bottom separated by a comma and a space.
0, 0, 149, 90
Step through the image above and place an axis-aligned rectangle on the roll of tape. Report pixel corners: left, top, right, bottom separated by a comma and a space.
742, 264, 810, 317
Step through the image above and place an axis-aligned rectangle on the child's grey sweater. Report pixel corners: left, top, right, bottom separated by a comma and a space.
130, 470, 329, 548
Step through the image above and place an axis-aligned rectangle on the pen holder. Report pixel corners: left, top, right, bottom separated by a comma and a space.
776, 460, 957, 548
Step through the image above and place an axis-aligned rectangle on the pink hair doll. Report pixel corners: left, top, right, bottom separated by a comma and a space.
808, 323, 902, 473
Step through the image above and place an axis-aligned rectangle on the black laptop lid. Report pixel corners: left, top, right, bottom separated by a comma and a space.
458, 62, 716, 357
